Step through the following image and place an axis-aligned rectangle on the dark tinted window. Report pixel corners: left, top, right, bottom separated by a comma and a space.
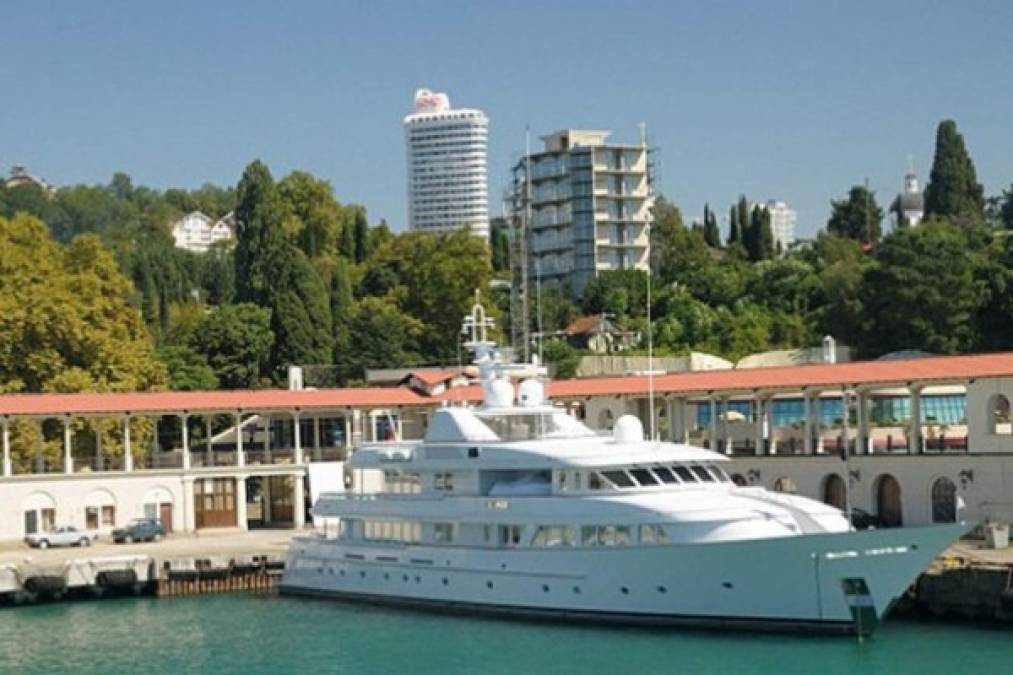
707, 464, 730, 482
653, 466, 678, 484
601, 470, 635, 488
673, 465, 696, 482
629, 468, 658, 486
690, 465, 715, 482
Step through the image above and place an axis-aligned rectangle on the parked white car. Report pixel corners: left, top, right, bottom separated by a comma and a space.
24, 526, 96, 549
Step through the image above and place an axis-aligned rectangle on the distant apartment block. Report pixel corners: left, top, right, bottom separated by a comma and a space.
748, 200, 797, 251
171, 211, 235, 253
403, 88, 489, 238
511, 129, 653, 299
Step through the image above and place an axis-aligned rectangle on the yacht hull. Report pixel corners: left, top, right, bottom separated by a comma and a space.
280, 523, 965, 636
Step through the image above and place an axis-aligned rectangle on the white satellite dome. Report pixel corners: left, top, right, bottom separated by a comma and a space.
517, 378, 545, 408
485, 378, 515, 408
613, 415, 644, 444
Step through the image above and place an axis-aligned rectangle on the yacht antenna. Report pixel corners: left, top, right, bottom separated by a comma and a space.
643, 122, 657, 443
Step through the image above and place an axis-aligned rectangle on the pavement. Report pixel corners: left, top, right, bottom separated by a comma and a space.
0, 528, 299, 566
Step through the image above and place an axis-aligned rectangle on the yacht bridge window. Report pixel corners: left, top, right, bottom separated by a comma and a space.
477, 411, 596, 442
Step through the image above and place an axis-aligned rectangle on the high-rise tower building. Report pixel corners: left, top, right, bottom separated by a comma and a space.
510, 129, 653, 300
403, 88, 489, 238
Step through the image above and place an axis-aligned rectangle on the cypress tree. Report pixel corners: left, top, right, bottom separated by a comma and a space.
727, 205, 741, 246
924, 119, 985, 223
269, 246, 333, 377
234, 161, 289, 306
330, 258, 355, 382
703, 204, 720, 247
352, 208, 370, 263
736, 196, 750, 244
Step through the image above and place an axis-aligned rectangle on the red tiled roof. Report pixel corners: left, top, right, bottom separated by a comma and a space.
403, 369, 466, 387
565, 315, 604, 336
547, 351, 1013, 398
0, 387, 431, 417
1, 351, 1011, 417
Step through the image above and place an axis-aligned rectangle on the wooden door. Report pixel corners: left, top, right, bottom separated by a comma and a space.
160, 502, 174, 532
24, 510, 38, 535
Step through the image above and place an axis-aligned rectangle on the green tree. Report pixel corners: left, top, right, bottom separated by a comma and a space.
490, 217, 511, 271
190, 303, 273, 389
727, 204, 741, 246
745, 205, 774, 261
266, 247, 333, 377
357, 230, 493, 362
924, 119, 985, 223
346, 297, 424, 380
277, 171, 347, 259
542, 339, 581, 378
352, 207, 370, 263
330, 258, 355, 379
234, 160, 289, 307
856, 221, 983, 356
156, 345, 219, 391
702, 204, 720, 248
827, 185, 883, 243
581, 269, 648, 320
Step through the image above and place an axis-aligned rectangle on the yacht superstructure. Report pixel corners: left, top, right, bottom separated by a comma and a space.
281, 303, 966, 635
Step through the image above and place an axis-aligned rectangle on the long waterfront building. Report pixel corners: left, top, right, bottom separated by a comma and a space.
403, 88, 489, 238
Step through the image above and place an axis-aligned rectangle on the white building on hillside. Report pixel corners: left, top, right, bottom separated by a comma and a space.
404, 88, 489, 238
750, 200, 796, 251
171, 211, 235, 253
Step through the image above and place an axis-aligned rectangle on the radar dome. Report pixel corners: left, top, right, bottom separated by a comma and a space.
517, 378, 545, 407
485, 377, 514, 408
613, 415, 644, 444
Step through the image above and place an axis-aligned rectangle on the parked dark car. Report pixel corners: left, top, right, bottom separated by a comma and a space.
112, 518, 166, 543
849, 508, 882, 530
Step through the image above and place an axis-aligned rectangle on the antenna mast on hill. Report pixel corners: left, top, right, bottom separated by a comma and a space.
510, 128, 532, 362
642, 121, 657, 443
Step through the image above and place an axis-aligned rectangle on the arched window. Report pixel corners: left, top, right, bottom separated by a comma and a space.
989, 394, 1011, 435
822, 474, 846, 510
773, 477, 798, 494
931, 477, 957, 523
875, 474, 903, 527
598, 409, 614, 431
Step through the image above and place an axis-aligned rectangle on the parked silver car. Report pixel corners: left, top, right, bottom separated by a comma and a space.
24, 526, 96, 549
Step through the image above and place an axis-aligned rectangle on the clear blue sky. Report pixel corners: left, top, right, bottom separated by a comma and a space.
2, 0, 1011, 236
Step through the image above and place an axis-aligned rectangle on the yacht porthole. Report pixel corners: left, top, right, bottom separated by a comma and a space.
360, 571, 366, 578
542, 585, 550, 593
722, 582, 734, 589
572, 586, 581, 594
620, 587, 629, 595
442, 578, 449, 585
657, 586, 667, 593
339, 570, 345, 576
414, 575, 421, 583
384, 573, 390, 580
486, 581, 494, 589
402, 574, 409, 582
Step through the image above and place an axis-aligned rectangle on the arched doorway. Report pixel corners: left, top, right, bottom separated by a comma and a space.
875, 474, 903, 527
931, 477, 957, 523
597, 409, 614, 431
822, 474, 846, 510
773, 477, 798, 494
989, 394, 1011, 435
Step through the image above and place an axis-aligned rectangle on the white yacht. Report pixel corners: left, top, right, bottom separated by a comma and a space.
281, 303, 967, 636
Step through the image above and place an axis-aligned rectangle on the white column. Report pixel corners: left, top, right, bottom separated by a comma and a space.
95, 421, 104, 471
856, 391, 870, 455
344, 413, 353, 450
205, 416, 214, 467
182, 476, 196, 533
123, 416, 134, 472
293, 411, 303, 464
803, 392, 813, 456
236, 474, 248, 530
313, 416, 321, 460
814, 394, 825, 454
263, 414, 272, 463
293, 475, 306, 529
262, 477, 273, 524
2, 417, 11, 477
721, 398, 731, 455
765, 397, 778, 455
910, 387, 923, 454
708, 398, 718, 452
180, 414, 191, 470
753, 396, 764, 456
63, 415, 73, 474
236, 412, 246, 467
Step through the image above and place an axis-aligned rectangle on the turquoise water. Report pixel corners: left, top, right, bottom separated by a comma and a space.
1, 594, 1011, 674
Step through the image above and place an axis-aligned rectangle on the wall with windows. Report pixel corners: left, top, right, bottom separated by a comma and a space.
968, 377, 1013, 452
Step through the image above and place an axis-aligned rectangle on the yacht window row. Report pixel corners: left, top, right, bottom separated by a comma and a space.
578, 463, 730, 492
346, 520, 671, 548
